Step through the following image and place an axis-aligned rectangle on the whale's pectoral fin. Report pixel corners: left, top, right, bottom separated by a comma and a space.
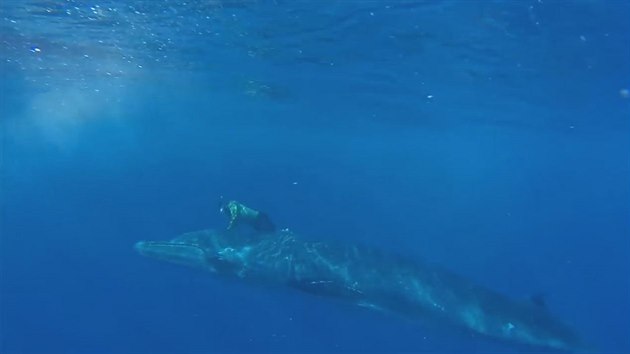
289, 278, 364, 300
206, 255, 242, 274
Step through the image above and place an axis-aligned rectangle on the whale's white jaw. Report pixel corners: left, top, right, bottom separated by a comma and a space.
135, 241, 208, 269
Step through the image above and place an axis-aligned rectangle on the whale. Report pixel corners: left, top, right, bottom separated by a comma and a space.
135, 213, 585, 351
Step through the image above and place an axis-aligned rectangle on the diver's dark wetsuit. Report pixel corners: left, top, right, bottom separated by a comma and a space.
219, 200, 275, 233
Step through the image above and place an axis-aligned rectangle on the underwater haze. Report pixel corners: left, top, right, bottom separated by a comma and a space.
1, 1, 629, 353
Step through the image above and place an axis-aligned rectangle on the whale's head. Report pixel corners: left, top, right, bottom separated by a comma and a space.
135, 240, 209, 269
135, 229, 249, 274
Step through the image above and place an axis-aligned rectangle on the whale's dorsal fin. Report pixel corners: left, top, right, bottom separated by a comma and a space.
530, 293, 547, 309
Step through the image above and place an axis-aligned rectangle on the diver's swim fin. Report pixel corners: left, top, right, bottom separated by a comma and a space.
252, 212, 275, 233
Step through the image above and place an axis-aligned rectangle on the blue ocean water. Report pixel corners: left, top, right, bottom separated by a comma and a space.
1, 1, 629, 353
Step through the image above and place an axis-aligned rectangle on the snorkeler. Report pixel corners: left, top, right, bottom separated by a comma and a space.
219, 199, 276, 233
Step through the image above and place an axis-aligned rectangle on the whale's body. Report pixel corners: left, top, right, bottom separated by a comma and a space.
135, 227, 583, 351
